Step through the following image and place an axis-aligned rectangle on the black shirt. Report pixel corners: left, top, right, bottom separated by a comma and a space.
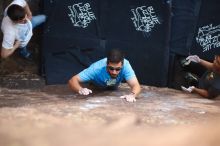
199, 71, 220, 98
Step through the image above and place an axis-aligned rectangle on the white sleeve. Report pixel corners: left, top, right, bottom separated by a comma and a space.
1, 17, 16, 49
11, 0, 27, 7
2, 32, 16, 49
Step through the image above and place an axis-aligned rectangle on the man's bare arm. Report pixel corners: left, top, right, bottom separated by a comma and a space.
68, 74, 83, 93
192, 87, 209, 98
199, 59, 214, 71
1, 41, 20, 58
126, 77, 141, 97
24, 2, 32, 19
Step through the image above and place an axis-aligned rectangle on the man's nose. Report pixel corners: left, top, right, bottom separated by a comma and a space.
112, 70, 118, 74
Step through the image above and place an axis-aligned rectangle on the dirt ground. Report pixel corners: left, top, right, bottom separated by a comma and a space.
0, 81, 220, 146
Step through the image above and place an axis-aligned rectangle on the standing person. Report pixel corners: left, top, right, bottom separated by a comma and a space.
68, 49, 141, 102
181, 54, 220, 99
1, 0, 46, 60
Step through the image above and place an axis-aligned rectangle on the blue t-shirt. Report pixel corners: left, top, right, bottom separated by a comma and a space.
78, 58, 136, 87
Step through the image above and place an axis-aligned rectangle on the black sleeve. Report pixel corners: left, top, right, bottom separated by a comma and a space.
207, 87, 220, 99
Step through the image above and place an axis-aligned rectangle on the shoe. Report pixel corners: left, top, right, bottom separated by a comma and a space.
19, 53, 34, 62
25, 53, 34, 62
19, 47, 34, 61
184, 72, 198, 85
180, 58, 191, 67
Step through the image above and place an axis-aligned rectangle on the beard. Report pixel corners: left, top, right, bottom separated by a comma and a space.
109, 73, 118, 79
108, 71, 118, 79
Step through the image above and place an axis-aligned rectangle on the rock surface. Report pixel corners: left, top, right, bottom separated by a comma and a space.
0, 83, 220, 146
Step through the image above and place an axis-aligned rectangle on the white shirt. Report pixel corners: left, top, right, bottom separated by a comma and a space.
1, 0, 33, 49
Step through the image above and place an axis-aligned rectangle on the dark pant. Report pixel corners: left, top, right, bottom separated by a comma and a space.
19, 15, 46, 58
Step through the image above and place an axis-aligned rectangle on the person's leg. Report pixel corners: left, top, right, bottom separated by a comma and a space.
184, 72, 199, 86
20, 15, 46, 60
19, 46, 31, 58
31, 15, 46, 29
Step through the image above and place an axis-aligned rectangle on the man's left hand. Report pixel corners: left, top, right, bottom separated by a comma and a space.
120, 94, 136, 102
181, 86, 195, 93
27, 14, 32, 20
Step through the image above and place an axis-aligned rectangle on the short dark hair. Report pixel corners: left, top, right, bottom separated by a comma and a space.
7, 4, 26, 21
107, 49, 124, 64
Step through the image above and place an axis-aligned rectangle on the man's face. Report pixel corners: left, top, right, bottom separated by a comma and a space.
213, 55, 220, 73
107, 61, 123, 78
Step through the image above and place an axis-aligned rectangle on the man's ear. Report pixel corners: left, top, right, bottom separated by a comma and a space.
216, 56, 220, 65
121, 60, 124, 65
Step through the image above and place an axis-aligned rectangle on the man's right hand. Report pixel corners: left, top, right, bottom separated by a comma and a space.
186, 55, 201, 63
78, 88, 92, 95
1, 41, 21, 58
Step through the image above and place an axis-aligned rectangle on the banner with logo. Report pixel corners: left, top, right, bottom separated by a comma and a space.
42, 0, 171, 86
191, 0, 220, 60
